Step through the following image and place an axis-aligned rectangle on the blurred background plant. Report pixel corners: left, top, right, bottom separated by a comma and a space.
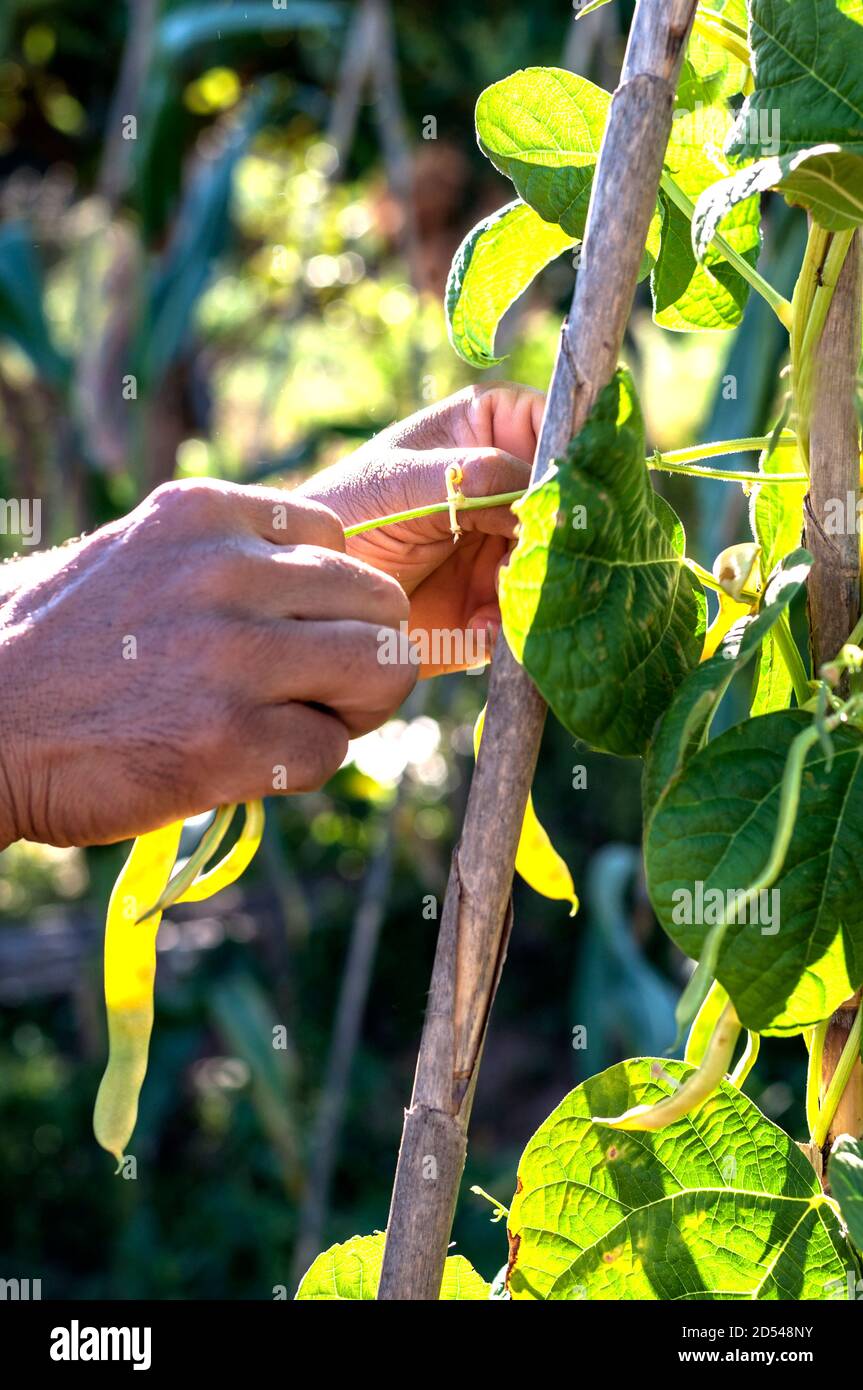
0, 0, 808, 1297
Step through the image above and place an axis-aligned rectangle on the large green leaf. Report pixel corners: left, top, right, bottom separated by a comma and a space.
730, 0, 863, 162
500, 370, 705, 757
830, 1135, 863, 1251
473, 67, 661, 282
646, 709, 863, 1035
475, 68, 610, 241
643, 549, 812, 814
696, 1, 863, 235
295, 1233, 490, 1300
507, 1057, 850, 1300
654, 105, 760, 330
445, 201, 574, 368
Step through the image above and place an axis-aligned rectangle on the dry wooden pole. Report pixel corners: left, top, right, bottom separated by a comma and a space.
378, 0, 699, 1301
805, 232, 862, 676
804, 231, 863, 1155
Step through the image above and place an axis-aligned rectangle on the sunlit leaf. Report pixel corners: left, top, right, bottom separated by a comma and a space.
507, 1057, 850, 1299
445, 201, 574, 368
295, 1232, 490, 1300
500, 369, 705, 756
646, 709, 863, 1034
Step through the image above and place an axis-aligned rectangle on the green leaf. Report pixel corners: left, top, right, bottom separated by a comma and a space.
729, 0, 863, 163
752, 443, 807, 582
475, 68, 610, 241
500, 369, 705, 757
643, 549, 812, 814
683, 0, 750, 105
295, 1233, 490, 1300
695, 146, 863, 249
507, 1057, 850, 1300
445, 201, 574, 369
473, 67, 661, 283
830, 1135, 863, 1251
749, 439, 808, 716
700, 1, 863, 233
654, 105, 760, 330
0, 224, 69, 386
646, 709, 863, 1035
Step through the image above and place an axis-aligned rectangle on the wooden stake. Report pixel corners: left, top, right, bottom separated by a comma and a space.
805, 231, 863, 1161
377, 0, 699, 1301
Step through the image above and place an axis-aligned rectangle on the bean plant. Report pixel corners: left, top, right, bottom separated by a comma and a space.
94, 0, 863, 1301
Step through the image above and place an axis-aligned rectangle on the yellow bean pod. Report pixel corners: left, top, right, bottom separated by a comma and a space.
474, 708, 578, 915
93, 821, 185, 1166
684, 978, 729, 1065
136, 804, 237, 921
95, 803, 267, 1164
701, 589, 753, 661
173, 800, 265, 904
594, 1003, 741, 1131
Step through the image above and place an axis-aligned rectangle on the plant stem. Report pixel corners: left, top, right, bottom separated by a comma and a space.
792, 225, 856, 472
660, 172, 794, 329
684, 557, 758, 604
684, 570, 811, 710
343, 490, 525, 537
469, 1185, 510, 1220
691, 13, 749, 65
344, 436, 803, 538
774, 610, 813, 707
812, 1007, 863, 1148
696, 6, 748, 42
652, 433, 801, 483
846, 611, 863, 649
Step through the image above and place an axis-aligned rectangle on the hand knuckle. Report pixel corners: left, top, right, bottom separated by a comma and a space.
146, 479, 228, 531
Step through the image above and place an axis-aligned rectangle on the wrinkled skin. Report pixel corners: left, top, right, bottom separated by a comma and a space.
0, 384, 542, 848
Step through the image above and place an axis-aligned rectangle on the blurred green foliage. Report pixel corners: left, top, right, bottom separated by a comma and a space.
0, 0, 806, 1298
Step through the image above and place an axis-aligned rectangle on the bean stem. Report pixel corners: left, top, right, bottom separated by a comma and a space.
343, 435, 803, 539
691, 12, 750, 65
774, 610, 813, 708
812, 1008, 863, 1148
660, 172, 794, 329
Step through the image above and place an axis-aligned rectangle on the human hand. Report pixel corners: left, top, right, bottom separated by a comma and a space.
0, 480, 416, 848
295, 384, 545, 675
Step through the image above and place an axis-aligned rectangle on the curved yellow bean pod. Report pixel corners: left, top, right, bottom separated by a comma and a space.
805, 1020, 828, 1139
136, 804, 237, 921
701, 590, 754, 661
594, 1003, 741, 1131
174, 800, 265, 904
684, 978, 729, 1065
95, 803, 266, 1163
93, 821, 184, 1165
474, 708, 578, 915
729, 1027, 760, 1089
